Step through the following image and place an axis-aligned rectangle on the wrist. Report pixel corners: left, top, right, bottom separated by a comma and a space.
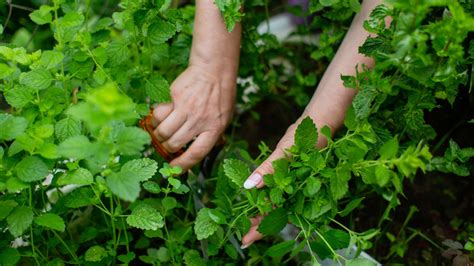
188, 55, 239, 86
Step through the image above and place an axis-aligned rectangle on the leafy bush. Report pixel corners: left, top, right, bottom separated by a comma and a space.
0, 0, 473, 265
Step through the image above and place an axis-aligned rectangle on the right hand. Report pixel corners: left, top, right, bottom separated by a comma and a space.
151, 64, 236, 171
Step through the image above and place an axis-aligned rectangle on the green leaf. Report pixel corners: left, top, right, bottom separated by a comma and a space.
223, 159, 251, 186
121, 158, 158, 182
29, 5, 53, 25
106, 41, 130, 65
57, 168, 94, 186
58, 135, 93, 160
116, 127, 150, 155
15, 156, 49, 182
55, 117, 82, 142
295, 117, 318, 152
0, 114, 28, 141
330, 166, 351, 200
346, 258, 377, 266
118, 252, 136, 264
257, 208, 288, 236
7, 206, 33, 237
145, 76, 171, 103
339, 197, 365, 217
0, 248, 21, 266
34, 213, 65, 231
0, 200, 18, 221
311, 229, 350, 259
208, 209, 227, 224
143, 181, 161, 194
4, 86, 34, 108
375, 165, 391, 187
194, 208, 219, 240
63, 187, 99, 208
183, 250, 206, 266
380, 138, 399, 160
107, 171, 140, 202
349, 0, 361, 12
19, 69, 52, 90
148, 19, 177, 45
39, 50, 64, 69
266, 240, 295, 257
127, 203, 164, 230
85, 246, 108, 262
303, 176, 321, 197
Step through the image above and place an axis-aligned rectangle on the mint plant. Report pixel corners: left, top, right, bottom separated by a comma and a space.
0, 0, 473, 265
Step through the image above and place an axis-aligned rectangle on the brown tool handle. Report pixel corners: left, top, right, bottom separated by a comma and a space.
139, 110, 184, 162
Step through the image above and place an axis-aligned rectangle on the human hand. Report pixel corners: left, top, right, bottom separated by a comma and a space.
152, 64, 236, 171
241, 116, 328, 249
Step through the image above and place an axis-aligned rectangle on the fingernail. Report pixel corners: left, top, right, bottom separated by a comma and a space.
243, 173, 262, 189
240, 241, 254, 249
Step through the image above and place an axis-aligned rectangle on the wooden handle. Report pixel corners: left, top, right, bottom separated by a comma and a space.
139, 110, 184, 162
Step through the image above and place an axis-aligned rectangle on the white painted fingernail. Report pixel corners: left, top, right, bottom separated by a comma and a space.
243, 173, 262, 189
240, 241, 254, 249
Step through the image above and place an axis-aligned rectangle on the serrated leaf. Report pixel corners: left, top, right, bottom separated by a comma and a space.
375, 165, 391, 187
303, 176, 321, 197
295, 117, 318, 152
266, 240, 295, 257
107, 171, 140, 202
143, 181, 161, 194
63, 187, 99, 208
0, 200, 18, 221
58, 135, 93, 160
116, 127, 150, 155
194, 208, 219, 240
257, 208, 287, 236
4, 86, 34, 108
183, 250, 206, 266
19, 69, 52, 90
107, 41, 130, 65
145, 76, 171, 103
127, 203, 164, 230
330, 166, 351, 200
55, 117, 82, 142
29, 5, 53, 25
15, 156, 49, 182
85, 246, 107, 262
57, 168, 93, 186
121, 158, 157, 182
7, 206, 33, 237
380, 138, 399, 160
148, 19, 177, 45
0, 114, 28, 141
39, 50, 64, 69
208, 209, 227, 224
35, 213, 65, 231
223, 159, 251, 187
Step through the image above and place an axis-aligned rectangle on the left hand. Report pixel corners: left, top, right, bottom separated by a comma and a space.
240, 116, 328, 249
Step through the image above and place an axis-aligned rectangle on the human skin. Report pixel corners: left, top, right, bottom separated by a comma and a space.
240, 0, 384, 249
150, 0, 384, 249
151, 0, 241, 171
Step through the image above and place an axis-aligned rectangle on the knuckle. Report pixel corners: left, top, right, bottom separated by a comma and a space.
259, 160, 274, 174
188, 147, 206, 161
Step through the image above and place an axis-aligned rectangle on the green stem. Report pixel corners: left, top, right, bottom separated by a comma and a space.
52, 230, 80, 264
296, 215, 320, 265
109, 196, 118, 256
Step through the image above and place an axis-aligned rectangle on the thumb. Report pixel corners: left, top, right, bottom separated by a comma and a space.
243, 135, 294, 190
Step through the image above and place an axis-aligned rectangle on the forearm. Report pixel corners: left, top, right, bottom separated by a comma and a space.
304, 0, 384, 132
189, 0, 242, 81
